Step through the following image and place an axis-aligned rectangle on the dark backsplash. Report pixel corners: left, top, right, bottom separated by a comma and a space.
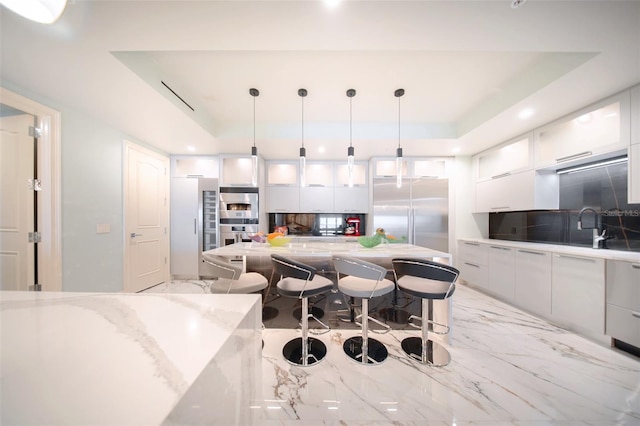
489, 160, 640, 251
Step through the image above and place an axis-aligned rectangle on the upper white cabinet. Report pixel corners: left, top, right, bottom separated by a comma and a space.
629, 85, 640, 203
334, 161, 369, 213
171, 156, 219, 178
475, 134, 532, 182
534, 92, 630, 170
475, 169, 558, 212
304, 162, 334, 186
335, 162, 367, 186
373, 157, 451, 179
220, 156, 255, 187
267, 161, 298, 186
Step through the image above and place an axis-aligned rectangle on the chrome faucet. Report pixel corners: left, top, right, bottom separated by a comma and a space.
577, 207, 606, 249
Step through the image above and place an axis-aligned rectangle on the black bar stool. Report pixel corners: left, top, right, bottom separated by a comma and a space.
271, 254, 333, 366
392, 258, 458, 366
333, 255, 395, 364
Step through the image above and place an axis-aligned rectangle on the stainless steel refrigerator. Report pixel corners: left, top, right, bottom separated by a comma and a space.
372, 177, 449, 251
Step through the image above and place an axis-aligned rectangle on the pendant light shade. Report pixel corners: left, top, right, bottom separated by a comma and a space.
346, 88, 356, 187
0, 0, 67, 24
249, 88, 259, 187
395, 88, 405, 188
298, 88, 308, 187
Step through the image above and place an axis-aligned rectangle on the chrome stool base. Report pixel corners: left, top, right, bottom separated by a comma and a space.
401, 336, 451, 367
343, 336, 388, 364
283, 337, 327, 366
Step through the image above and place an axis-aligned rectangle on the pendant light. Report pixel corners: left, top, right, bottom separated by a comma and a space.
298, 88, 308, 187
346, 88, 356, 187
249, 88, 259, 187
395, 88, 405, 189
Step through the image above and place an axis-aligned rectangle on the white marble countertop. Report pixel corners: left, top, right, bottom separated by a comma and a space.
0, 291, 262, 425
206, 240, 452, 261
459, 238, 640, 263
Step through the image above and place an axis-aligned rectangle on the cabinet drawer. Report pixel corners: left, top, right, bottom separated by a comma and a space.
459, 261, 489, 291
458, 241, 488, 265
606, 260, 640, 311
606, 304, 640, 347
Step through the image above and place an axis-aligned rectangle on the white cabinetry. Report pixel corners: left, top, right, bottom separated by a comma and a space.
629, 85, 640, 203
474, 134, 558, 212
475, 169, 558, 212
457, 241, 489, 291
170, 178, 199, 278
220, 156, 255, 186
266, 160, 369, 213
534, 92, 630, 170
334, 162, 368, 213
488, 245, 515, 302
300, 162, 334, 213
515, 249, 552, 317
551, 254, 605, 338
171, 156, 219, 178
606, 260, 640, 348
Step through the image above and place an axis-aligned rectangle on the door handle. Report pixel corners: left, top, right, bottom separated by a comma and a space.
130, 233, 143, 238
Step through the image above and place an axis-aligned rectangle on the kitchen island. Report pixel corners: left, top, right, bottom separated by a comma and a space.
205, 239, 452, 263
0, 291, 262, 425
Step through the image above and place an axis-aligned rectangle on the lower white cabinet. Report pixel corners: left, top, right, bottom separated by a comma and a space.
170, 178, 199, 278
515, 249, 552, 317
457, 241, 489, 291
551, 254, 605, 338
488, 245, 515, 302
606, 260, 640, 347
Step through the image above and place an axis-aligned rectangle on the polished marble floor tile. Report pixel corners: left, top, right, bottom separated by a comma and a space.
147, 281, 640, 425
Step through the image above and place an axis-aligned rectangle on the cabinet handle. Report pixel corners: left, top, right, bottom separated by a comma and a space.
490, 206, 510, 210
632, 311, 640, 319
632, 264, 640, 269
491, 172, 511, 179
518, 249, 545, 256
464, 242, 480, 246
309, 184, 325, 187
490, 246, 511, 251
194, 218, 197, 235
557, 254, 596, 263
464, 262, 480, 268
556, 151, 592, 163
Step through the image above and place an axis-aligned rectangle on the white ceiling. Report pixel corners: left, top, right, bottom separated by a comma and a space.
1, 0, 639, 161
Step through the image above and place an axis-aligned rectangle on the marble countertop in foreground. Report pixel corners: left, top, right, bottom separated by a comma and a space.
0, 291, 261, 425
459, 238, 640, 262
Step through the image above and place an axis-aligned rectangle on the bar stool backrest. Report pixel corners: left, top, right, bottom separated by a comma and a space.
333, 256, 387, 282
271, 254, 316, 282
392, 258, 459, 298
202, 253, 242, 281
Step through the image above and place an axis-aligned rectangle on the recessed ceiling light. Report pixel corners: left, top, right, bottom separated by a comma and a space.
452, 147, 461, 154
318, 146, 326, 154
324, 0, 341, 8
187, 146, 195, 152
518, 108, 534, 119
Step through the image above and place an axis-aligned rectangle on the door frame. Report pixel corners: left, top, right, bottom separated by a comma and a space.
122, 140, 170, 292
0, 87, 62, 291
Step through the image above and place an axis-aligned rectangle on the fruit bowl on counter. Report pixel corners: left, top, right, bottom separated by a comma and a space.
267, 232, 292, 247
357, 235, 383, 248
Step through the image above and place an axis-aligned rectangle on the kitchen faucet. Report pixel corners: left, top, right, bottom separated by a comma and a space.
577, 207, 607, 249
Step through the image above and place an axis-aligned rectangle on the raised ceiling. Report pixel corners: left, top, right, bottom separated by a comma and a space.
1, 0, 639, 160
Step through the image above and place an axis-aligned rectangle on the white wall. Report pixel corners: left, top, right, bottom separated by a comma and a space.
1, 79, 164, 292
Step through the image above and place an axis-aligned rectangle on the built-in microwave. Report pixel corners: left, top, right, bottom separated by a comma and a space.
219, 187, 259, 223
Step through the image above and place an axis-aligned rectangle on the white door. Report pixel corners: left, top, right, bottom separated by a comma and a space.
0, 114, 36, 291
124, 141, 169, 292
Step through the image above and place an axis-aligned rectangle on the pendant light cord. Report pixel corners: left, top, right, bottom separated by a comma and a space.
253, 95, 256, 148
301, 95, 304, 149
349, 96, 353, 148
398, 95, 401, 149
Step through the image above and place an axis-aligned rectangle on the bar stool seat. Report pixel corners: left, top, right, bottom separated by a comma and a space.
333, 255, 395, 365
201, 253, 268, 294
271, 254, 333, 366
392, 258, 458, 367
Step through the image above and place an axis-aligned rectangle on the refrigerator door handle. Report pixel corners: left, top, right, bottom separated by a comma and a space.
194, 218, 197, 234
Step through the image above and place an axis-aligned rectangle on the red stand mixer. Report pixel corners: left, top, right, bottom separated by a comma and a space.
345, 217, 362, 236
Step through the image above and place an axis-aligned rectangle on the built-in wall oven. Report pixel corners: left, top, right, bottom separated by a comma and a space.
219, 187, 259, 246
219, 187, 259, 222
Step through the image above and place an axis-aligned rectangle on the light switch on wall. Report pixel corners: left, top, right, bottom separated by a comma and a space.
96, 223, 110, 234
